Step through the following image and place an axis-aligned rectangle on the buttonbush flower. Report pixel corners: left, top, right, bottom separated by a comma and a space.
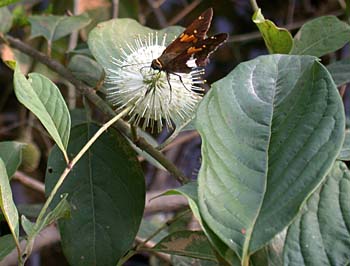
105, 33, 205, 132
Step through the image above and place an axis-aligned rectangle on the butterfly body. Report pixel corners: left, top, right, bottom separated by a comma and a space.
151, 8, 228, 75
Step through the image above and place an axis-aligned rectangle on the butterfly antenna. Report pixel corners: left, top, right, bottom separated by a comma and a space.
120, 61, 152, 69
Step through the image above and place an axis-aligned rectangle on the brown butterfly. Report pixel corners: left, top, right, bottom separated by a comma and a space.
151, 8, 228, 76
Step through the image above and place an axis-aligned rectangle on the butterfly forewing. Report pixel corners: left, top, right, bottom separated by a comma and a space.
160, 8, 213, 60
151, 7, 227, 75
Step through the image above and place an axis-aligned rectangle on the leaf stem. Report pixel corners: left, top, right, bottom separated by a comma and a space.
250, 0, 259, 12
36, 106, 131, 223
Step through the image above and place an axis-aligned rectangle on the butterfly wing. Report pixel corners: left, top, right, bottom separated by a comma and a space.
165, 33, 228, 73
193, 33, 228, 66
159, 8, 213, 63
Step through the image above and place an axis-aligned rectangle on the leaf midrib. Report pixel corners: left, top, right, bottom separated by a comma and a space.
87, 126, 97, 263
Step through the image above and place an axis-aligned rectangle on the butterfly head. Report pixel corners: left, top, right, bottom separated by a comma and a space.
151, 58, 163, 71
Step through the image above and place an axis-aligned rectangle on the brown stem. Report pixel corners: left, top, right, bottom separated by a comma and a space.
4, 35, 189, 185
13, 171, 45, 194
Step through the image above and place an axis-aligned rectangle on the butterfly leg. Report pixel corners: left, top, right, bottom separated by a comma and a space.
170, 72, 192, 92
166, 72, 173, 103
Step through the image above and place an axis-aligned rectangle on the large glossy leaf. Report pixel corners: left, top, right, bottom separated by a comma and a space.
283, 161, 350, 265
164, 182, 240, 265
29, 13, 91, 42
291, 16, 350, 57
45, 123, 145, 266
13, 66, 71, 161
152, 231, 216, 261
0, 7, 12, 33
252, 9, 293, 54
327, 58, 350, 86
195, 55, 345, 261
0, 158, 20, 248
0, 141, 24, 178
68, 54, 103, 88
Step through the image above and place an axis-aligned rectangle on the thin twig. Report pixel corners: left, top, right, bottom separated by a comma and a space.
166, 0, 201, 26
250, 0, 259, 12
286, 0, 296, 24
161, 131, 199, 152
112, 0, 119, 18
0, 225, 60, 266
339, 84, 347, 98
13, 171, 45, 194
144, 190, 188, 215
3, 35, 189, 185
147, 0, 167, 27
117, 210, 191, 266
229, 9, 345, 43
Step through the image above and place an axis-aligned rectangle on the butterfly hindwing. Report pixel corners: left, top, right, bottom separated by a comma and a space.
193, 33, 228, 66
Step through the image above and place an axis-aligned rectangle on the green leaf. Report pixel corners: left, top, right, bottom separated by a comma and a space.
22, 194, 70, 257
346, 0, 350, 20
250, 233, 285, 266
0, 158, 20, 248
137, 219, 168, 244
13, 66, 71, 161
327, 58, 350, 86
0, 141, 24, 178
164, 182, 240, 265
252, 9, 293, 54
29, 13, 91, 42
88, 18, 183, 75
21, 214, 35, 236
0, 7, 12, 33
171, 256, 218, 266
195, 55, 345, 260
25, 194, 70, 237
45, 123, 145, 266
291, 16, 350, 57
67, 43, 93, 57
17, 203, 43, 218
283, 161, 350, 265
338, 130, 350, 160
68, 54, 103, 88
119, 0, 139, 19
70, 108, 91, 127
0, 234, 16, 260
0, 0, 20, 8
152, 230, 217, 261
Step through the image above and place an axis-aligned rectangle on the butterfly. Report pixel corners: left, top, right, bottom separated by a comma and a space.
151, 8, 228, 77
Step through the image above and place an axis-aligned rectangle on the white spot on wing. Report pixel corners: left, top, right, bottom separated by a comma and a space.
186, 56, 197, 68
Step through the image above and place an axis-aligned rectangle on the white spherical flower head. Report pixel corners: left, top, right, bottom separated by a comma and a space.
105, 33, 205, 132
